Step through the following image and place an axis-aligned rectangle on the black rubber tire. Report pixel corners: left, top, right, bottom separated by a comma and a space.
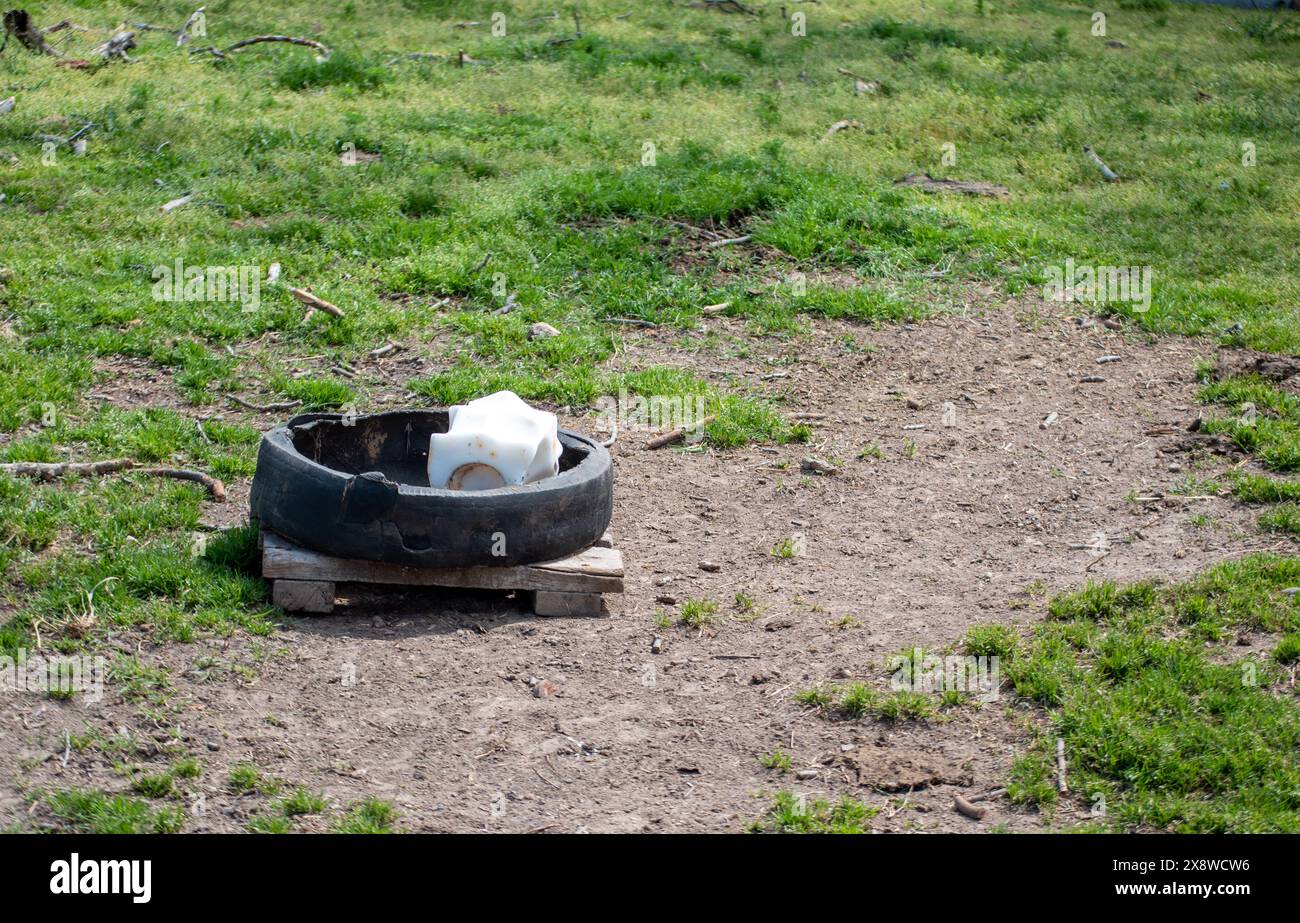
249, 410, 613, 568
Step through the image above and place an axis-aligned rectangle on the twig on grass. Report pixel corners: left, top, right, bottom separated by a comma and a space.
646, 416, 716, 449
0, 459, 225, 500
1083, 145, 1120, 182
822, 119, 863, 141
1056, 738, 1069, 793
227, 394, 303, 413
193, 34, 331, 61
289, 287, 345, 318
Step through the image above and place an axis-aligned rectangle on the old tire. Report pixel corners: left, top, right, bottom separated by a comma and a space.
249, 410, 613, 568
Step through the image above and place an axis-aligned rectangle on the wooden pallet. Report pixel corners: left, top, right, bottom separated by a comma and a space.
260, 529, 623, 616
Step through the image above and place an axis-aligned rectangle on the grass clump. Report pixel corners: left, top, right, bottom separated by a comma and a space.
42, 789, 184, 834
962, 623, 1019, 661
749, 791, 878, 834
1005, 555, 1300, 832
228, 762, 280, 796
277, 786, 329, 817
678, 597, 719, 630
332, 798, 399, 834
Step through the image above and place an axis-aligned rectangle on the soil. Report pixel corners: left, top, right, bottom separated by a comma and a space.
2, 295, 1293, 833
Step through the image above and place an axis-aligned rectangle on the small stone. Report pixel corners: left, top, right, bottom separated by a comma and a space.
1282, 587, 1299, 597
651, 636, 666, 655
532, 679, 557, 698
655, 594, 677, 605
905, 397, 925, 411
699, 561, 721, 573
528, 322, 560, 339
794, 769, 819, 780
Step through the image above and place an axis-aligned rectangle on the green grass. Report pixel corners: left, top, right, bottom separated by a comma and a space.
277, 786, 329, 816
749, 791, 878, 834
331, 798, 399, 834
1198, 376, 1300, 472
1197, 376, 1300, 537
41, 789, 185, 834
228, 762, 281, 796
1005, 555, 1300, 832
795, 681, 939, 722
0, 1, 1297, 831
678, 597, 719, 630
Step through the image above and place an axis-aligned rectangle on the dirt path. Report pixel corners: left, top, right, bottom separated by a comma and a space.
3, 297, 1290, 833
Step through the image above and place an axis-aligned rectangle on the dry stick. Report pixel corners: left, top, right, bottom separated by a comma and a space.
92, 30, 136, 61
705, 235, 751, 248
160, 193, 193, 214
954, 794, 986, 820
176, 6, 205, 46
137, 467, 226, 501
0, 459, 135, 479
196, 35, 331, 60
1056, 738, 1069, 793
289, 287, 345, 318
1083, 145, 1120, 182
2, 9, 61, 56
0, 459, 225, 501
823, 119, 863, 140
228, 394, 303, 412
646, 416, 716, 450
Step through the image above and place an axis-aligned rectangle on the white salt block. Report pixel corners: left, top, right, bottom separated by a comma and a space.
427, 391, 561, 490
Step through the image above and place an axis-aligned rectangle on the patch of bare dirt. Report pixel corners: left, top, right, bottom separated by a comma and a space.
2, 297, 1293, 834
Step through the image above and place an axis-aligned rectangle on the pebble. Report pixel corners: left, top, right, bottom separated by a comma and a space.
699, 561, 721, 572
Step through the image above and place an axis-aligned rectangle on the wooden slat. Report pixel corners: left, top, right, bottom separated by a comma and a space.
261, 530, 623, 593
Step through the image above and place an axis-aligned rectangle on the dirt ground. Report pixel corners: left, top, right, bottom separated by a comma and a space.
3, 295, 1292, 833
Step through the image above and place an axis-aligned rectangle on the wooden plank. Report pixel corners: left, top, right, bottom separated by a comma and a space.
261, 530, 623, 593
272, 579, 335, 613
531, 590, 604, 617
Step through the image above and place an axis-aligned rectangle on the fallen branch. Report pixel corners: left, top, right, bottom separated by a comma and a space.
176, 6, 205, 46
137, 467, 225, 501
228, 394, 303, 413
693, 0, 759, 13
603, 316, 658, 328
91, 30, 136, 62
705, 235, 751, 248
289, 286, 345, 318
0, 459, 225, 500
895, 173, 1009, 198
2, 9, 60, 56
194, 34, 330, 60
159, 193, 193, 214
646, 416, 716, 449
1056, 738, 1069, 793
1083, 144, 1120, 182
822, 119, 863, 140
